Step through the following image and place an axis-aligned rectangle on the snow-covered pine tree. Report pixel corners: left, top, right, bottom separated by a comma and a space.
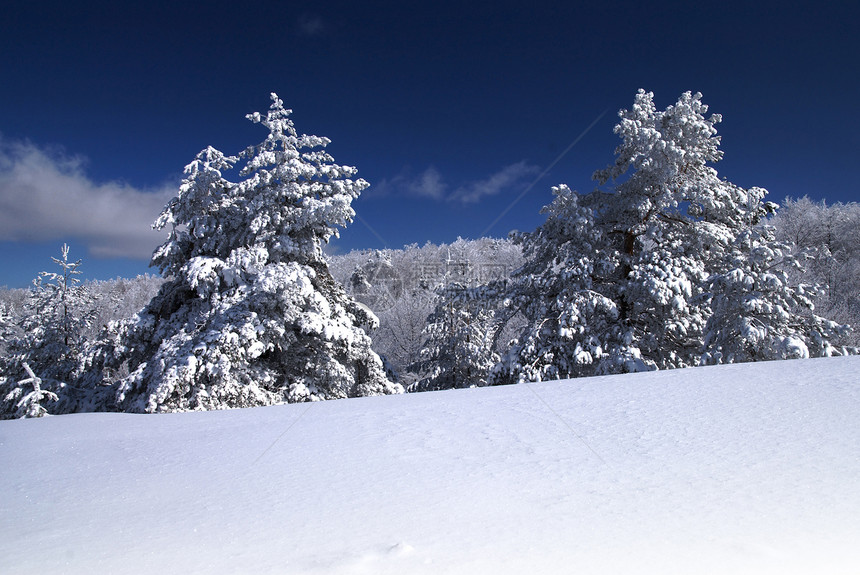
495, 90, 791, 383
408, 281, 501, 392
7, 363, 59, 419
88, 93, 401, 412
589, 90, 769, 369
1, 244, 98, 418
491, 185, 647, 385
701, 207, 851, 363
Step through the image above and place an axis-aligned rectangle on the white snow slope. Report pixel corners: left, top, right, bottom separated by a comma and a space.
2, 356, 859, 574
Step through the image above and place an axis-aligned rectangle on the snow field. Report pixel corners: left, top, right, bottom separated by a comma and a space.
2, 356, 859, 574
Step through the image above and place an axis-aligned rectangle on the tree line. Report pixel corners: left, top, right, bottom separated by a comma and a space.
1, 91, 856, 418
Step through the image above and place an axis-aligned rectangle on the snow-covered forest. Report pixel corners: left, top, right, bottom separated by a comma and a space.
1, 90, 857, 418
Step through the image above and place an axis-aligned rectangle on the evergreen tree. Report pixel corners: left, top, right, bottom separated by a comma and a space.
408, 283, 500, 391
495, 90, 844, 384
88, 94, 401, 412
491, 185, 647, 384
1, 244, 98, 418
589, 90, 767, 369
6, 363, 59, 419
701, 216, 850, 363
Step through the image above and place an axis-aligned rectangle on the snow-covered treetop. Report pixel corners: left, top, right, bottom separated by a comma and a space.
38, 243, 83, 290
595, 89, 723, 185
151, 93, 369, 279
593, 89, 774, 254
151, 147, 238, 277
29, 243, 97, 349
237, 93, 368, 265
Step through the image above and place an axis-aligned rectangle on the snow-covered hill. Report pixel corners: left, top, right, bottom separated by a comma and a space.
2, 357, 859, 574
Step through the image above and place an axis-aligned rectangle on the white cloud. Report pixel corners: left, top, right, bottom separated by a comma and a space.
371, 166, 448, 201
407, 166, 447, 200
370, 162, 538, 205
450, 161, 539, 204
0, 137, 174, 260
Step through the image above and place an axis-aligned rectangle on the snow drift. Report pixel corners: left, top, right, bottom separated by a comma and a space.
2, 356, 859, 574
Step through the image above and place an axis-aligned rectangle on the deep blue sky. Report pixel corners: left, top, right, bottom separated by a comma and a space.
1, 0, 857, 287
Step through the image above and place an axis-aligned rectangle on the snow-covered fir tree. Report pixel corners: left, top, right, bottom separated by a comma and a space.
588, 90, 769, 369
490, 185, 647, 384
7, 363, 59, 419
494, 90, 846, 384
701, 213, 850, 363
408, 282, 501, 392
86, 93, 401, 412
1, 244, 98, 418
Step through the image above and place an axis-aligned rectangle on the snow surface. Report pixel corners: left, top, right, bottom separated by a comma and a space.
2, 356, 859, 574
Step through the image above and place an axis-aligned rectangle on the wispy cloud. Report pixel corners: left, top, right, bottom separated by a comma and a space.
369, 162, 538, 204
297, 14, 325, 37
406, 166, 447, 200
450, 161, 539, 204
371, 166, 448, 201
0, 137, 174, 260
